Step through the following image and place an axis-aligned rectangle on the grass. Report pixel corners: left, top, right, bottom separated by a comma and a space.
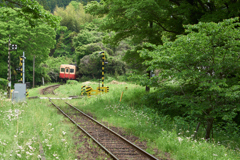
0, 95, 76, 159
1, 80, 240, 159
58, 81, 240, 160
0, 90, 111, 160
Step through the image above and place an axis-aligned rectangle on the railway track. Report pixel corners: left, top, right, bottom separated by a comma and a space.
49, 99, 159, 160
42, 84, 60, 95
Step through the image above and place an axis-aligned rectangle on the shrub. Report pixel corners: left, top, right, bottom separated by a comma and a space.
66, 80, 78, 85
0, 78, 8, 90
141, 18, 240, 139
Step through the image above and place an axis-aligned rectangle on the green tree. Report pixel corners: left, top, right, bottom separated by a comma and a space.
51, 27, 76, 58
1, 0, 60, 28
72, 19, 109, 64
141, 18, 240, 139
86, 0, 240, 43
86, 0, 240, 91
51, 1, 96, 58
36, 0, 101, 12
54, 1, 94, 32
78, 51, 107, 79
0, 7, 57, 85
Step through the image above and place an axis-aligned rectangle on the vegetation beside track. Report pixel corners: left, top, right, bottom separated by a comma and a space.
1, 81, 240, 159
60, 81, 240, 160
33, 81, 240, 159
0, 97, 75, 159
0, 91, 110, 160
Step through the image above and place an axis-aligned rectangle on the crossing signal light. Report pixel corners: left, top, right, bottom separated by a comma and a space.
18, 78, 22, 82
18, 57, 23, 82
16, 67, 22, 72
26, 90, 29, 97
11, 44, 17, 50
19, 57, 23, 66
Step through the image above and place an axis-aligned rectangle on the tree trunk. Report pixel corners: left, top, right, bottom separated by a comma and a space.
146, 70, 150, 92
146, 86, 150, 92
33, 55, 35, 88
146, 21, 153, 92
205, 117, 214, 140
193, 122, 201, 139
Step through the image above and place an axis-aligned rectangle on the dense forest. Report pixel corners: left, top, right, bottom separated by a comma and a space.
36, 0, 100, 12
1, 0, 240, 147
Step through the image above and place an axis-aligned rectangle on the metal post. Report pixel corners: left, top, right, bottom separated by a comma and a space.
102, 52, 105, 89
23, 52, 25, 84
33, 55, 35, 88
98, 79, 100, 92
7, 36, 11, 99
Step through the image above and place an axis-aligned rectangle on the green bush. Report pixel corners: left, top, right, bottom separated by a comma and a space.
78, 75, 91, 82
141, 18, 240, 140
104, 74, 115, 83
66, 80, 78, 85
118, 75, 128, 82
0, 78, 8, 90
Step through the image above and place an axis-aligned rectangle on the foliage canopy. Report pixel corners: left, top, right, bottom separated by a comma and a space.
141, 18, 240, 139
1, 0, 60, 28
0, 7, 57, 85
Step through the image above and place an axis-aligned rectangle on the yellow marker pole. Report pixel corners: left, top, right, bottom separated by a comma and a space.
119, 91, 124, 102
102, 52, 105, 91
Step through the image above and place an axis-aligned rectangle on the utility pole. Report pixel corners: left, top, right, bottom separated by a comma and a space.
33, 55, 35, 88
7, 36, 11, 99
22, 52, 26, 83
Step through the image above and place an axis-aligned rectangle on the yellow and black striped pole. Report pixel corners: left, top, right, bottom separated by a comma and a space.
100, 51, 106, 92
102, 52, 105, 89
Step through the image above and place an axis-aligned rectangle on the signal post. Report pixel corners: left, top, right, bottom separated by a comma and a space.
7, 38, 11, 98
7, 35, 17, 99
13, 52, 28, 102
17, 52, 26, 83
80, 51, 109, 98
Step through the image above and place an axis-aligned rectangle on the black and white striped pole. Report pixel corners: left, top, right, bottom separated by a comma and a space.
7, 36, 11, 99
7, 35, 18, 98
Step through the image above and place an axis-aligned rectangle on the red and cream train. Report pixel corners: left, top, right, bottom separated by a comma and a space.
59, 64, 77, 80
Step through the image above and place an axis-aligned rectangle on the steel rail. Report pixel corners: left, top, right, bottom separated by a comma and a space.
42, 84, 60, 95
49, 99, 119, 160
65, 102, 159, 160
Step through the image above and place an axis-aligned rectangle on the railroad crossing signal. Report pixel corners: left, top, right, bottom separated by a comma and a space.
16, 53, 26, 83
26, 90, 29, 97
17, 57, 23, 82
19, 57, 23, 66
19, 57, 23, 76
11, 44, 17, 50
81, 86, 109, 98
80, 51, 109, 98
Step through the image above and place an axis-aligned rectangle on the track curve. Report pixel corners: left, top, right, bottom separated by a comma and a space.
42, 84, 60, 95
49, 99, 159, 160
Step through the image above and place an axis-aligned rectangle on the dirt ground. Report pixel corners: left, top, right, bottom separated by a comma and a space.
108, 80, 127, 84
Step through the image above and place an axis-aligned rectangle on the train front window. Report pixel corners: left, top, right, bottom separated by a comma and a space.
70, 69, 74, 73
66, 69, 69, 73
61, 68, 65, 72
